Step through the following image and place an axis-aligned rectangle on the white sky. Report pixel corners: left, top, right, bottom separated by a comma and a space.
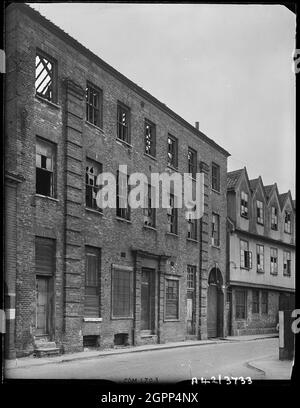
29, 3, 296, 196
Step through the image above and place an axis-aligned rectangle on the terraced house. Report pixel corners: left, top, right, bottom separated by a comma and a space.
226, 168, 295, 336
4, 3, 230, 358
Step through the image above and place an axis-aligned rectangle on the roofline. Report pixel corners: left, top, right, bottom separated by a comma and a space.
8, 3, 230, 158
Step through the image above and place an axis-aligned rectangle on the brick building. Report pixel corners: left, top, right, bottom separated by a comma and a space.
226, 168, 295, 336
4, 4, 230, 358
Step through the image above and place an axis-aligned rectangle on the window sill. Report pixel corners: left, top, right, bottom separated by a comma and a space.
85, 207, 103, 216
35, 194, 59, 202
271, 227, 278, 231
283, 274, 291, 277
187, 238, 198, 243
167, 165, 179, 172
83, 317, 102, 322
211, 244, 220, 249
166, 232, 178, 238
257, 269, 265, 274
144, 153, 157, 161
85, 121, 104, 134
143, 225, 157, 231
35, 94, 60, 109
116, 138, 132, 149
116, 216, 132, 224
164, 318, 180, 322
257, 222, 264, 226
211, 188, 221, 194
270, 272, 278, 276
240, 267, 251, 271
284, 231, 292, 235
240, 214, 249, 220
111, 316, 134, 320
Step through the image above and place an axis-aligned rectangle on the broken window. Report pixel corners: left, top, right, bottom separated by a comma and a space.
271, 206, 278, 230
86, 160, 102, 211
211, 163, 220, 192
284, 211, 291, 233
252, 290, 259, 314
240, 191, 249, 218
35, 53, 56, 102
256, 244, 264, 272
36, 137, 56, 197
165, 279, 179, 320
167, 135, 178, 168
188, 148, 197, 179
116, 170, 130, 220
211, 213, 220, 246
112, 266, 133, 318
256, 200, 264, 224
85, 247, 101, 317
145, 120, 156, 157
143, 184, 156, 228
167, 193, 178, 234
261, 291, 268, 314
283, 251, 291, 276
86, 83, 102, 127
117, 103, 130, 144
236, 289, 247, 319
240, 239, 252, 269
270, 248, 278, 275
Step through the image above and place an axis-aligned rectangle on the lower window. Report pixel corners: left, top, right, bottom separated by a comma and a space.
165, 279, 179, 320
236, 289, 247, 319
112, 265, 133, 318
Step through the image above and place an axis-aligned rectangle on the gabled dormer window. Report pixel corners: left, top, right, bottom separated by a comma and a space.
240, 191, 248, 218
256, 200, 264, 224
271, 206, 278, 230
284, 211, 291, 234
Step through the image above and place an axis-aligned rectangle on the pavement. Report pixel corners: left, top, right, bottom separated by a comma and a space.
5, 333, 281, 373
247, 355, 294, 380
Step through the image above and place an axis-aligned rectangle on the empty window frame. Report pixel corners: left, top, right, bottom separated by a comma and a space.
256, 244, 264, 272
116, 170, 130, 220
117, 103, 130, 144
144, 120, 156, 157
271, 206, 278, 230
165, 279, 179, 320
112, 266, 133, 318
85, 247, 101, 317
86, 160, 102, 211
167, 193, 178, 234
256, 200, 264, 224
188, 148, 197, 179
261, 291, 268, 314
240, 191, 249, 218
240, 240, 252, 269
187, 212, 197, 240
236, 289, 247, 319
36, 137, 56, 197
211, 213, 220, 246
167, 135, 178, 168
283, 250, 291, 276
270, 248, 278, 275
252, 290, 259, 314
143, 184, 156, 228
86, 83, 102, 127
35, 52, 56, 102
284, 211, 291, 234
211, 163, 220, 192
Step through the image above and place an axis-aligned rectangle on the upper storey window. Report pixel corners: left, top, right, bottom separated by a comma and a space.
271, 206, 278, 230
117, 103, 130, 144
35, 52, 57, 102
284, 211, 291, 234
145, 120, 156, 157
188, 148, 197, 179
256, 200, 264, 224
167, 135, 178, 168
240, 191, 249, 218
211, 163, 220, 192
86, 83, 102, 128
36, 137, 56, 198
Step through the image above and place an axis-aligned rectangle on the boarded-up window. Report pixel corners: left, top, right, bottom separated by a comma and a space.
85, 247, 101, 317
112, 266, 133, 318
165, 279, 179, 320
35, 237, 55, 276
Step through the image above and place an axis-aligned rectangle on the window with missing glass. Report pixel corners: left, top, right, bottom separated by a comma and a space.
256, 200, 264, 224
116, 170, 130, 220
270, 248, 278, 275
86, 160, 102, 211
188, 148, 197, 179
211, 213, 220, 246
236, 289, 247, 319
240, 240, 252, 269
167, 193, 178, 234
271, 206, 278, 230
167, 135, 178, 168
252, 290, 259, 314
143, 184, 156, 228
86, 83, 102, 127
187, 212, 197, 240
284, 211, 291, 234
165, 279, 179, 320
35, 52, 57, 102
240, 191, 249, 218
261, 291, 268, 314
112, 266, 133, 318
117, 103, 130, 144
256, 244, 264, 272
211, 163, 220, 192
36, 137, 56, 198
283, 251, 291, 276
145, 120, 156, 157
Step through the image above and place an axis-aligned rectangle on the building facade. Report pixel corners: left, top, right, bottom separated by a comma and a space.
4, 4, 229, 358
226, 168, 295, 336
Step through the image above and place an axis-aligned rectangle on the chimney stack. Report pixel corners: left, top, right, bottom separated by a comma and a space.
195, 121, 199, 130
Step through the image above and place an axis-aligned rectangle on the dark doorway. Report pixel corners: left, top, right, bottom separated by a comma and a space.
36, 276, 51, 336
141, 268, 155, 332
207, 268, 223, 338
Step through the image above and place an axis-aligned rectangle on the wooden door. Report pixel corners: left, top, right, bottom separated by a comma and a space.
207, 284, 218, 338
141, 269, 154, 332
36, 277, 50, 335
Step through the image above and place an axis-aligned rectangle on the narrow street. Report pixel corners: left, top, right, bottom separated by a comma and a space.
5, 338, 285, 382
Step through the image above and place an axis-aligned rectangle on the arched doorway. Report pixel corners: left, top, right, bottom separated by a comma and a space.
207, 268, 224, 338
